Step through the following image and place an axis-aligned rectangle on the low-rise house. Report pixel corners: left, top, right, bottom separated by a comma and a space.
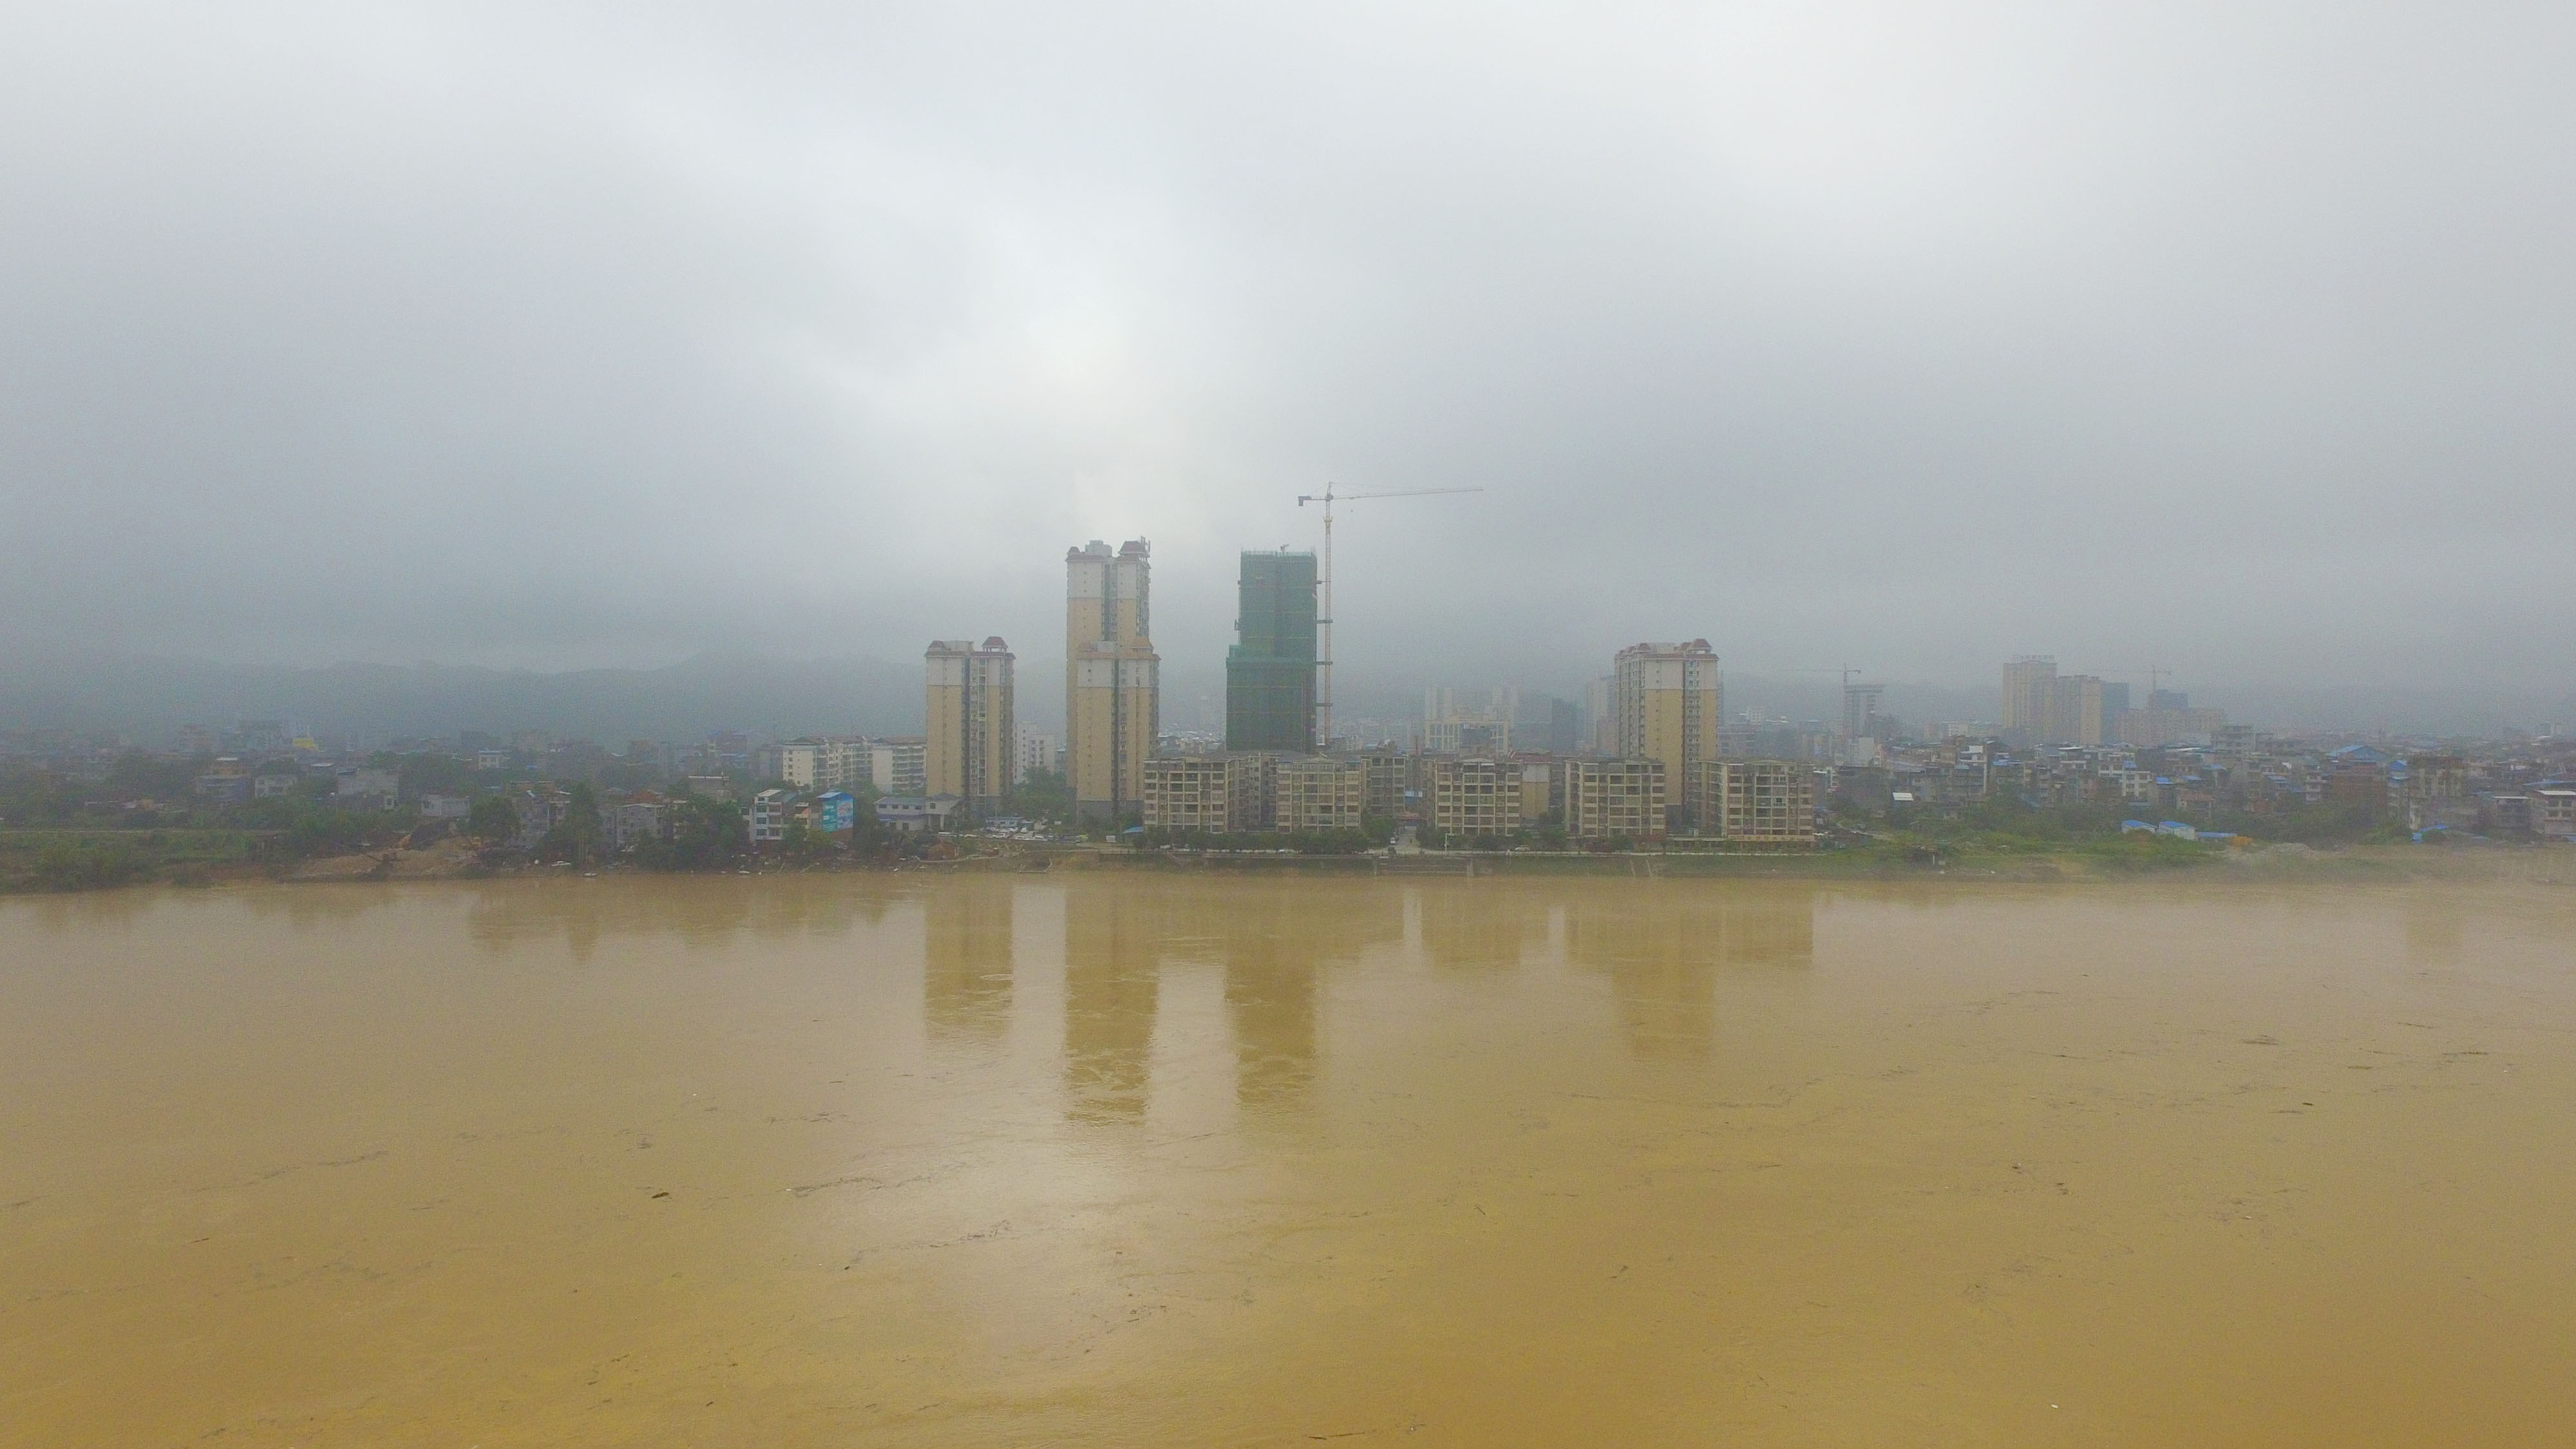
2482, 793, 2532, 834
194, 756, 251, 804
2533, 788, 2576, 841
875, 794, 963, 834
512, 789, 566, 849
603, 793, 666, 850
749, 788, 795, 846
335, 768, 399, 809
813, 790, 857, 835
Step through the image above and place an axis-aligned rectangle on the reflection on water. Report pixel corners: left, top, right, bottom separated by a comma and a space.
1218, 886, 1403, 1116
1062, 884, 1168, 1121
7, 873, 2576, 1449
456, 875, 899, 956
1566, 891, 1816, 1059
1413, 886, 1548, 970
922, 877, 1013, 1041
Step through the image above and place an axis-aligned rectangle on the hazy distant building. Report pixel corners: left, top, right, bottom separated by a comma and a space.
1541, 697, 1581, 755
2002, 656, 2139, 744
1424, 685, 1517, 755
2000, 656, 2058, 739
1225, 549, 1318, 752
1015, 727, 1061, 782
1840, 682, 1885, 742
1066, 540, 1159, 824
2115, 707, 2226, 748
1611, 641, 1720, 828
2050, 674, 2115, 746
925, 638, 1016, 813
1564, 757, 1666, 842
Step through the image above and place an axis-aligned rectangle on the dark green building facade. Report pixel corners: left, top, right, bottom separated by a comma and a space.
1225, 549, 1318, 752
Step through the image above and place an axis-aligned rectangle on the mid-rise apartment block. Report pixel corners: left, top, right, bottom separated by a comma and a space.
1142, 753, 1275, 834
1519, 760, 1554, 824
1565, 757, 1667, 842
1429, 756, 1517, 839
1684, 760, 1817, 847
1363, 749, 1408, 820
820, 737, 868, 790
925, 637, 1016, 813
868, 737, 927, 797
1066, 540, 1159, 823
1274, 753, 1370, 832
760, 738, 867, 791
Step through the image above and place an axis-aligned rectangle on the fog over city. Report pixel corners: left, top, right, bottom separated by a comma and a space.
5, 3, 2571, 721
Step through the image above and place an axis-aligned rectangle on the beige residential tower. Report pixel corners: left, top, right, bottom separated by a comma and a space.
924, 637, 1015, 814
1066, 540, 1159, 824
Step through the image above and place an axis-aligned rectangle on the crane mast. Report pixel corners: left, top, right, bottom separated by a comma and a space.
1294, 483, 1482, 750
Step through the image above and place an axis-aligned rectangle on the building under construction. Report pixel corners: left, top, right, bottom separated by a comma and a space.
1224, 549, 1317, 753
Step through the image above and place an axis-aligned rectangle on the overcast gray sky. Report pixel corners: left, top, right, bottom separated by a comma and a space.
3, 1, 2570, 702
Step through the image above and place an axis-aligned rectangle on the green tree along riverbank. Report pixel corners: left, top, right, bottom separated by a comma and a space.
0, 747, 2528, 895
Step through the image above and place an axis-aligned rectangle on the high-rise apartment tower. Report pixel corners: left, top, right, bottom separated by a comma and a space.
1611, 641, 1721, 829
1224, 549, 1317, 752
1066, 540, 1159, 824
2000, 656, 2057, 739
925, 637, 1015, 814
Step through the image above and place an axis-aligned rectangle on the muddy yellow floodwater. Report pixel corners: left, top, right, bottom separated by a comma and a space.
3, 874, 2571, 1446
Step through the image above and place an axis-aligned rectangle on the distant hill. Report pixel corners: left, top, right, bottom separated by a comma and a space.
0, 650, 927, 744
2, 649, 2563, 746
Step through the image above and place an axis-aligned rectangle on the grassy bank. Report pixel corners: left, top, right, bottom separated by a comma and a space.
0, 829, 283, 892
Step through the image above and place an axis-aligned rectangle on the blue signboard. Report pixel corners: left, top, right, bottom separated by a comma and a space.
815, 791, 856, 833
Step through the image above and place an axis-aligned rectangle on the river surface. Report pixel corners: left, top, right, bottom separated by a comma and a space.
3, 874, 2571, 1446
